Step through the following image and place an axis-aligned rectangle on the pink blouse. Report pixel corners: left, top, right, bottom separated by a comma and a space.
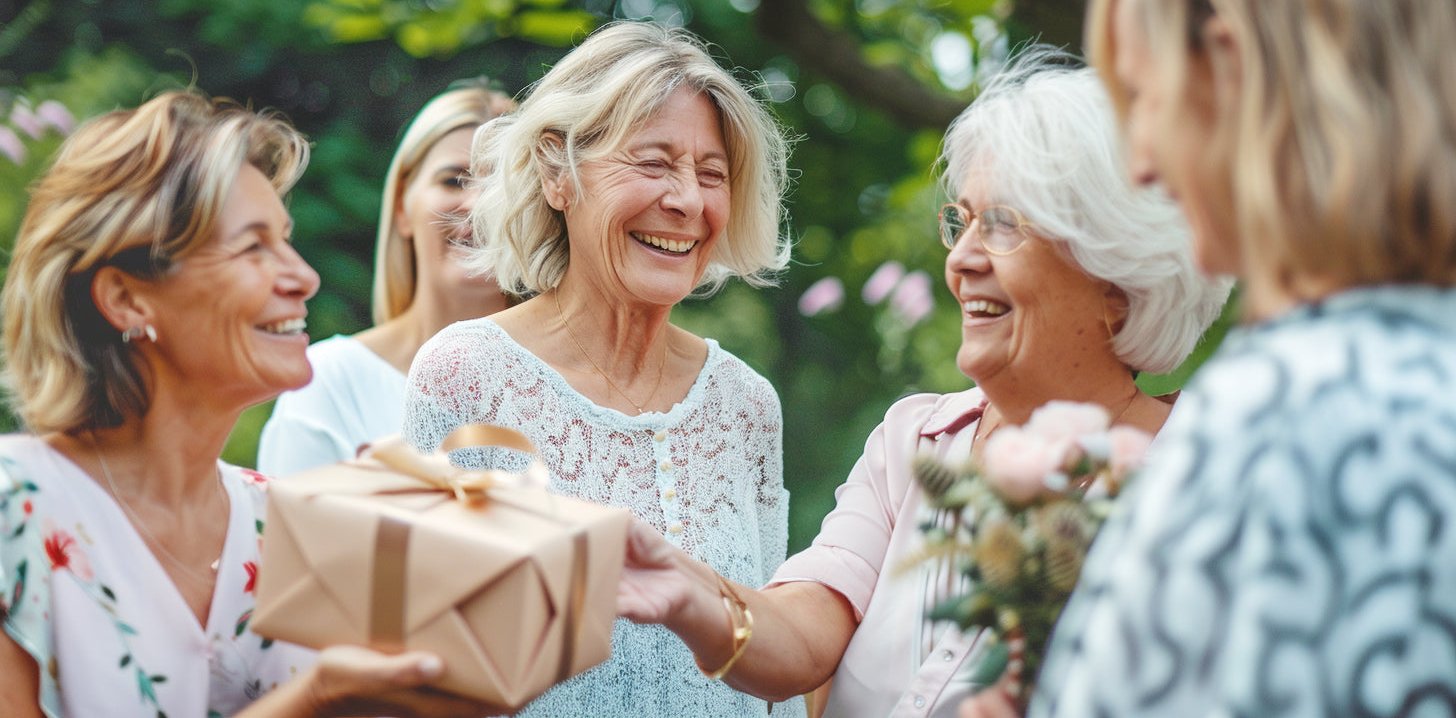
769, 389, 992, 718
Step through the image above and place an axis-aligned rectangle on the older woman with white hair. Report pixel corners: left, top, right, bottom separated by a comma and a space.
401, 21, 800, 718
618, 50, 1231, 717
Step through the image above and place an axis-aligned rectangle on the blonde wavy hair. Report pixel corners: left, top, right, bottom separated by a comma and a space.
371, 82, 516, 324
1089, 0, 1456, 304
1, 90, 309, 433
467, 21, 792, 296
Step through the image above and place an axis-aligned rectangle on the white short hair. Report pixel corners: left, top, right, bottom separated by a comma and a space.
941, 48, 1232, 374
467, 21, 791, 296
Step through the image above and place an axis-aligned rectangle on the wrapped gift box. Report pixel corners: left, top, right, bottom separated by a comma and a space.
252, 426, 630, 710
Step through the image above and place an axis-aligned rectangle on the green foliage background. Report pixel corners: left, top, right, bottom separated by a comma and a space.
0, 0, 1231, 551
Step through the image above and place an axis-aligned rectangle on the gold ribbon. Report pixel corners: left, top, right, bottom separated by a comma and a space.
363, 425, 550, 505
358, 424, 588, 683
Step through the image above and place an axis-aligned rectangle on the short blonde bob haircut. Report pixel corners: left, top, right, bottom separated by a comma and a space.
371, 82, 516, 324
1089, 0, 1456, 303
2, 91, 309, 433
467, 21, 791, 296
941, 49, 1231, 374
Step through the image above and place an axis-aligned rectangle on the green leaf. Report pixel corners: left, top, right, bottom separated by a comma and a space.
101, 584, 116, 602
235, 608, 253, 637
970, 641, 1010, 687
120, 653, 131, 667
510, 10, 594, 46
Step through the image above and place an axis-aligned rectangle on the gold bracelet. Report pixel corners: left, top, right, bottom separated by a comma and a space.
700, 575, 754, 680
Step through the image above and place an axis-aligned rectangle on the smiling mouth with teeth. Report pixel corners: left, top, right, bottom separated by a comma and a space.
633, 232, 697, 254
962, 299, 1010, 318
260, 318, 307, 335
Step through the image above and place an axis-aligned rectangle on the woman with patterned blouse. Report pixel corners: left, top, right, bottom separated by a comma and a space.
401, 21, 802, 718
0, 91, 496, 718
963, 1, 1456, 716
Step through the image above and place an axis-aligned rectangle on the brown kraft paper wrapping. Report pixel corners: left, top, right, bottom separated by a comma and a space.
251, 425, 630, 710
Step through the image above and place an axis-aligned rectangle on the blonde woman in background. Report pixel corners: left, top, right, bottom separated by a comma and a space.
258, 83, 515, 476
0, 90, 494, 718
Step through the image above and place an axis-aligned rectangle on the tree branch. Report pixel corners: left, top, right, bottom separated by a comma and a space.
754, 0, 966, 131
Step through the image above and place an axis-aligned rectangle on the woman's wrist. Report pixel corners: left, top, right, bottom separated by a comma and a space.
666, 559, 749, 672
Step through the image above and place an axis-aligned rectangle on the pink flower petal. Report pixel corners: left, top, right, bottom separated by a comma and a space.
1025, 401, 1112, 445
798, 276, 845, 317
9, 104, 43, 139
36, 100, 74, 134
0, 126, 25, 165
890, 270, 934, 326
980, 425, 1065, 504
861, 260, 904, 305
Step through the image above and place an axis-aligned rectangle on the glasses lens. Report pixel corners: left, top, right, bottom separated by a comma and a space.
939, 205, 967, 249
978, 206, 1027, 254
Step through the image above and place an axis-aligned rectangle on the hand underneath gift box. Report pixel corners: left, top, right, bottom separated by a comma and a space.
240, 645, 513, 717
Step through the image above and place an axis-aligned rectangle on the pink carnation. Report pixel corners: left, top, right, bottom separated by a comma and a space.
980, 425, 1065, 505
798, 276, 845, 317
861, 261, 904, 305
1025, 401, 1112, 446
1106, 425, 1154, 479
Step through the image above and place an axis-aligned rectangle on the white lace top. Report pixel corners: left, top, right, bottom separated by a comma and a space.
403, 318, 802, 718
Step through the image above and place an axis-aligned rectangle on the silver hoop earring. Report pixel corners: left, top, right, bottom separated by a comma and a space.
121, 324, 158, 343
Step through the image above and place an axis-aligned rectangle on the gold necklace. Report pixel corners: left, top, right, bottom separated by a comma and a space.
554, 291, 668, 415
92, 434, 224, 587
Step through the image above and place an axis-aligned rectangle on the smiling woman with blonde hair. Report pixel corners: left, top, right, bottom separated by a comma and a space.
0, 90, 495, 718
402, 20, 800, 717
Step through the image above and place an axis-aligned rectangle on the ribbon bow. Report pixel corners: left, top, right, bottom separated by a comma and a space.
363, 425, 550, 506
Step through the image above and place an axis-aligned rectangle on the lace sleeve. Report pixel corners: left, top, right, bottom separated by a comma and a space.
403, 326, 483, 454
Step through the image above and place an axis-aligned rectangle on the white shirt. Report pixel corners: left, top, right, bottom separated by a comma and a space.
257, 335, 405, 477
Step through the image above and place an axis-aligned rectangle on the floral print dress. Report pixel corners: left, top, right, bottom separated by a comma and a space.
0, 434, 314, 718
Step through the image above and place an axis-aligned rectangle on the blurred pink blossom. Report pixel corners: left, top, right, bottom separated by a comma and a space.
9, 103, 43, 139
1025, 401, 1112, 447
861, 260, 904, 305
980, 425, 1065, 505
1106, 424, 1154, 479
0, 126, 24, 164
798, 276, 845, 317
36, 100, 74, 134
889, 269, 934, 326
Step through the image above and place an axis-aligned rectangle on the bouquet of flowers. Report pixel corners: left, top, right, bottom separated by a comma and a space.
910, 400, 1153, 703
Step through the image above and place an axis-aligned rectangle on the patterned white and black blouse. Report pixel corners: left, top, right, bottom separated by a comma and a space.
1033, 285, 1456, 718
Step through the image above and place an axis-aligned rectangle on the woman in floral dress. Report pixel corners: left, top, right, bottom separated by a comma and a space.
0, 90, 495, 718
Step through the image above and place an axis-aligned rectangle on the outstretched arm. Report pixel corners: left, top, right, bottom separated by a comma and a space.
618, 519, 857, 702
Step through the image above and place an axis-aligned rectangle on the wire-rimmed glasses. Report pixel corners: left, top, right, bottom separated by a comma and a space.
938, 203, 1037, 255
